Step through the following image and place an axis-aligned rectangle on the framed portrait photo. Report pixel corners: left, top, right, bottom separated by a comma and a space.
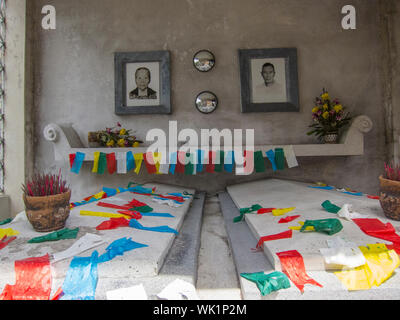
115, 51, 171, 115
238, 48, 299, 113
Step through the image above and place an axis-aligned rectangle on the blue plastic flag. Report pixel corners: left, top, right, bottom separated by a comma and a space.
127, 185, 154, 194
141, 212, 175, 218
197, 149, 205, 173
169, 152, 177, 174
126, 151, 135, 172
266, 149, 277, 171
97, 237, 148, 263
342, 191, 363, 196
308, 186, 335, 190
129, 219, 178, 234
60, 251, 99, 300
224, 150, 234, 172
71, 152, 85, 174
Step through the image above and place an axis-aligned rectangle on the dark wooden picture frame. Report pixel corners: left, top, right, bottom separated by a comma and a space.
238, 48, 299, 113
115, 51, 171, 115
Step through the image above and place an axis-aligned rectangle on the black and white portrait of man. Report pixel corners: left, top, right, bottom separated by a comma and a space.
126, 62, 160, 107
251, 58, 287, 103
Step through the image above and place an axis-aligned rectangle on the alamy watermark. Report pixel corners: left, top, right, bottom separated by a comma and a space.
145, 121, 255, 174
41, 5, 356, 30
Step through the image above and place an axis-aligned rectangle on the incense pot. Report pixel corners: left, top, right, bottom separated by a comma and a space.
379, 175, 400, 221
23, 190, 71, 232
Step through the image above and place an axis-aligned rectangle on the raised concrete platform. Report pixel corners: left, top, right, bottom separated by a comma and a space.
0, 183, 205, 299
227, 179, 394, 271
220, 179, 400, 300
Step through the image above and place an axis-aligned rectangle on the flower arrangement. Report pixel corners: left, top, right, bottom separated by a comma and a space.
95, 122, 143, 148
22, 170, 69, 197
384, 163, 400, 181
307, 89, 352, 141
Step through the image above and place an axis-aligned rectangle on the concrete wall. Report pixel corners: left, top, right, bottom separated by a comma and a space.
390, 0, 400, 164
4, 0, 29, 216
31, 0, 387, 201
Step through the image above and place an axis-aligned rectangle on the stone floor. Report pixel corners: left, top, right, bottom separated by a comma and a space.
196, 194, 242, 300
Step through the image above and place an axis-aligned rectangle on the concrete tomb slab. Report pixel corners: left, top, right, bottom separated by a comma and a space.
220, 181, 400, 300
226, 178, 398, 271
0, 183, 197, 296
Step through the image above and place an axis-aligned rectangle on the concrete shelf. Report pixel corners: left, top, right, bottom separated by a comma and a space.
44, 115, 373, 163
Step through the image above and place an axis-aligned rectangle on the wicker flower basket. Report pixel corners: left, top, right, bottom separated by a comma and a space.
23, 190, 71, 232
379, 175, 400, 221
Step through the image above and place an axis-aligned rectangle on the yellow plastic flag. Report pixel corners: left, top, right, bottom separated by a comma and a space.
134, 153, 144, 174
153, 152, 162, 174
0, 228, 19, 238
272, 207, 295, 216
92, 191, 106, 200
288, 221, 314, 231
334, 244, 400, 291
80, 210, 131, 219
92, 151, 100, 173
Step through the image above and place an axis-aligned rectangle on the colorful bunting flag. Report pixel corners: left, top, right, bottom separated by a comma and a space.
214, 150, 224, 172
206, 151, 216, 173
143, 152, 157, 174
254, 150, 266, 173
71, 152, 85, 174
97, 152, 107, 175
184, 153, 195, 175
266, 149, 277, 171
169, 152, 177, 174
106, 153, 116, 175
197, 149, 205, 173
283, 145, 298, 168
126, 151, 135, 172
92, 151, 100, 173
175, 151, 186, 173
133, 153, 143, 174
275, 148, 285, 170
117, 152, 127, 174
224, 150, 234, 172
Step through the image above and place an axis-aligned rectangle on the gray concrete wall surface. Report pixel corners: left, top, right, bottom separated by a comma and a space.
30, 0, 389, 200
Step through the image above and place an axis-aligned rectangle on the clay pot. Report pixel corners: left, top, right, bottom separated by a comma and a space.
23, 190, 71, 232
379, 175, 400, 221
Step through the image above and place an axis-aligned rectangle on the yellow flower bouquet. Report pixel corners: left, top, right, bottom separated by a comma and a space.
94, 122, 143, 148
307, 89, 352, 141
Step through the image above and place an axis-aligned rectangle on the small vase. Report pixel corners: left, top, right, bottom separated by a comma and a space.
323, 132, 339, 144
379, 175, 400, 221
23, 190, 71, 232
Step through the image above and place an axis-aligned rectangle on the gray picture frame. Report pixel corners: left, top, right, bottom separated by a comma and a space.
115, 51, 171, 115
238, 48, 299, 113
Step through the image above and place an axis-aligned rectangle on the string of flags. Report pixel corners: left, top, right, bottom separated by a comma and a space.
68, 147, 299, 175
